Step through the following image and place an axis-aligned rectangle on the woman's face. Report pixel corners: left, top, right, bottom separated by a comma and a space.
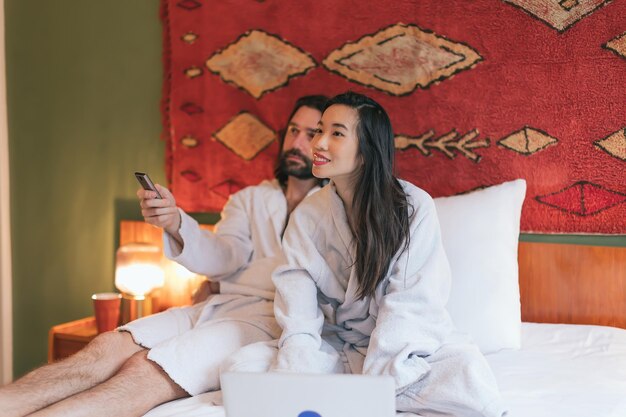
311, 104, 362, 184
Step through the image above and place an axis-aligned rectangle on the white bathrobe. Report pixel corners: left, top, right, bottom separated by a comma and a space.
163, 179, 297, 300
121, 179, 318, 396
224, 180, 506, 417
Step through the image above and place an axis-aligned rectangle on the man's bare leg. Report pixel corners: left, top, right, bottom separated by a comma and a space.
30, 350, 188, 417
0, 331, 142, 417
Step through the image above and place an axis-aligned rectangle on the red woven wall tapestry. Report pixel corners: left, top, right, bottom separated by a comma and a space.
161, 0, 626, 234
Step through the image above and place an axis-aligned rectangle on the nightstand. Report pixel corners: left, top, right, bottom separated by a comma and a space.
48, 317, 98, 363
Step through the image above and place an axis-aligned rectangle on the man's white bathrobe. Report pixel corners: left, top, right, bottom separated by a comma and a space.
224, 181, 506, 417
121, 180, 316, 396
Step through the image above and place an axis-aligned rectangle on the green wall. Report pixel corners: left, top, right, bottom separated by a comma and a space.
4, 1, 625, 379
6, 1, 164, 377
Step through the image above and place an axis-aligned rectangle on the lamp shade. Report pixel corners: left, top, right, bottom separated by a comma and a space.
114, 243, 165, 297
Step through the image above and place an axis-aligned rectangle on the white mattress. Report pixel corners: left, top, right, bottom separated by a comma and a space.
145, 322, 626, 417
487, 322, 626, 417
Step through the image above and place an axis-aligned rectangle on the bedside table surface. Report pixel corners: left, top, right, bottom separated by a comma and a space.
51, 316, 98, 339
48, 317, 99, 362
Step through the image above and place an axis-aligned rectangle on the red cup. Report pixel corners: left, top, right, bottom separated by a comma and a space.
92, 292, 122, 333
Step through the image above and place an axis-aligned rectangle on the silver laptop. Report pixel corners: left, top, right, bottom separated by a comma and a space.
221, 372, 396, 417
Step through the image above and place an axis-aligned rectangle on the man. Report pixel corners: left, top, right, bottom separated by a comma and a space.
0, 95, 327, 417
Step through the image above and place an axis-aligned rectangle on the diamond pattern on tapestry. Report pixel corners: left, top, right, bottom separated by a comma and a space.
595, 128, 626, 161
177, 0, 201, 11
180, 102, 203, 116
604, 32, 626, 59
559, 0, 580, 12
395, 130, 490, 162
213, 112, 276, 160
536, 181, 626, 216
184, 66, 202, 79
323, 23, 482, 96
210, 180, 245, 199
498, 127, 559, 155
503, 0, 612, 32
181, 32, 198, 44
180, 170, 202, 183
180, 135, 199, 148
205, 29, 317, 98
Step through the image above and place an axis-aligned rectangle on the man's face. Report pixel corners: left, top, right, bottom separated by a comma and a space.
278, 106, 322, 180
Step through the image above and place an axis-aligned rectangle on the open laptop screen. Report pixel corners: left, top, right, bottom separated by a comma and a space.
221, 372, 396, 417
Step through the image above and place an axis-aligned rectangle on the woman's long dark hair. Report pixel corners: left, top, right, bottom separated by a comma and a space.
325, 92, 412, 299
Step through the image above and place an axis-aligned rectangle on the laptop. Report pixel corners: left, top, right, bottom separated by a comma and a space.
221, 372, 396, 417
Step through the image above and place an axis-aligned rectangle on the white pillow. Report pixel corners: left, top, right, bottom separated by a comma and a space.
434, 179, 526, 353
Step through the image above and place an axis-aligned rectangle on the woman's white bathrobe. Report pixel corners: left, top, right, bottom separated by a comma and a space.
121, 179, 317, 396
224, 181, 506, 417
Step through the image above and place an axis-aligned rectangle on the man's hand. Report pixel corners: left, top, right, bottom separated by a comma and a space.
137, 184, 182, 238
192, 280, 221, 304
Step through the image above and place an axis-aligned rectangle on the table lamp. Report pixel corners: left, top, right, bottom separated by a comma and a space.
159, 258, 204, 309
115, 242, 165, 323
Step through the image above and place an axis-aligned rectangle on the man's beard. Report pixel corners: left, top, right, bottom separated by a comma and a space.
277, 148, 314, 180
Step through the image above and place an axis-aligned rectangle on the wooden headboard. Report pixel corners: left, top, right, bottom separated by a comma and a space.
519, 242, 626, 329
121, 220, 626, 329
120, 220, 214, 251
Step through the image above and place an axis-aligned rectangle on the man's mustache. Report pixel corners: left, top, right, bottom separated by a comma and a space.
282, 149, 311, 162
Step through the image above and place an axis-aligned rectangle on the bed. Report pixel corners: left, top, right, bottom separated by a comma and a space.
120, 180, 626, 417
141, 323, 626, 417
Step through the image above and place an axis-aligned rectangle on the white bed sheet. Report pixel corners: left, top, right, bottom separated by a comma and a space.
145, 322, 626, 417
487, 322, 626, 417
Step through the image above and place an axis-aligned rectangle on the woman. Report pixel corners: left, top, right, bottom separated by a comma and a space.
224, 92, 505, 417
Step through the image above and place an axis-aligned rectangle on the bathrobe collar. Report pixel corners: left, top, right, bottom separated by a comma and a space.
327, 180, 356, 263
327, 180, 365, 306
266, 179, 320, 244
